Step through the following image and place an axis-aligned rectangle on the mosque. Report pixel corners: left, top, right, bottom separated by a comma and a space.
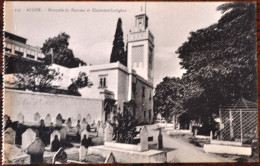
4, 11, 155, 124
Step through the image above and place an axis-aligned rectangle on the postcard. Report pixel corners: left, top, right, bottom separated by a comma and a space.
3, 1, 258, 164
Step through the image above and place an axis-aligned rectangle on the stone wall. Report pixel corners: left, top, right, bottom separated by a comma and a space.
4, 89, 104, 124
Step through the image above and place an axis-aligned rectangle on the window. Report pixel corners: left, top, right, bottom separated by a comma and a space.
144, 111, 146, 118
149, 91, 152, 100
14, 45, 24, 57
142, 86, 145, 97
99, 75, 107, 88
5, 42, 12, 53
149, 109, 151, 120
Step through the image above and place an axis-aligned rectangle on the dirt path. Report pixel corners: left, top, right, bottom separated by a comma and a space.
162, 131, 235, 163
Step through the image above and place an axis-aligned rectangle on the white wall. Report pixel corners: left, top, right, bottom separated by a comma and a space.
4, 89, 104, 124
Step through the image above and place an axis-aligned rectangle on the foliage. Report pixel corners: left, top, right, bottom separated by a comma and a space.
109, 111, 141, 144
175, 2, 256, 124
153, 77, 185, 122
68, 72, 93, 96
10, 64, 61, 92
110, 18, 127, 66
42, 32, 86, 68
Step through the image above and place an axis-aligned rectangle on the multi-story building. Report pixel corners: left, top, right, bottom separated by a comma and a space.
4, 31, 45, 73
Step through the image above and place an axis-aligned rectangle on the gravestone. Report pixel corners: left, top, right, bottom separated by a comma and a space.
86, 114, 91, 124
195, 129, 198, 136
210, 131, 213, 142
45, 114, 52, 126
52, 148, 67, 164
56, 114, 63, 127
139, 126, 148, 152
76, 120, 81, 133
77, 114, 82, 122
17, 113, 24, 124
22, 128, 36, 149
81, 129, 89, 142
26, 137, 45, 164
50, 130, 61, 145
4, 127, 16, 144
66, 118, 72, 128
104, 123, 113, 142
79, 145, 87, 161
105, 152, 115, 163
81, 118, 87, 131
34, 112, 41, 122
59, 127, 68, 144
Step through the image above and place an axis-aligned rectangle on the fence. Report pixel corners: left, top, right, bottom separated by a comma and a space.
219, 109, 258, 142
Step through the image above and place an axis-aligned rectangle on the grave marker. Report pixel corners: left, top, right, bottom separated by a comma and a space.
86, 114, 91, 124
56, 114, 63, 127
50, 130, 61, 145
27, 137, 45, 164
17, 113, 24, 124
45, 114, 52, 126
81, 129, 89, 142
34, 112, 41, 122
77, 114, 82, 122
104, 123, 113, 142
52, 148, 67, 164
79, 146, 87, 161
105, 152, 115, 163
22, 128, 36, 149
66, 118, 72, 128
81, 118, 87, 131
139, 126, 148, 152
4, 127, 16, 144
59, 127, 68, 143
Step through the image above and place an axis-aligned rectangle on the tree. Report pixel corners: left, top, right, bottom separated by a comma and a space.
10, 64, 61, 92
175, 2, 256, 124
68, 72, 93, 96
109, 111, 141, 144
153, 77, 185, 122
42, 32, 86, 68
110, 18, 127, 66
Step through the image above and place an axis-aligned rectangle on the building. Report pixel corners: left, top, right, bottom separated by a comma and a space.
4, 31, 45, 64
4, 12, 154, 124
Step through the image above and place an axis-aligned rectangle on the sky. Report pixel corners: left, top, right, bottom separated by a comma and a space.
5, 2, 224, 86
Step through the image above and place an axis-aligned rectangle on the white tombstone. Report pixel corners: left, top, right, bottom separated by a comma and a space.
34, 112, 41, 122
86, 114, 91, 124
45, 114, 52, 126
77, 114, 82, 122
80, 130, 89, 142
17, 113, 24, 124
27, 137, 45, 157
22, 128, 36, 149
81, 118, 87, 131
59, 127, 68, 142
105, 152, 115, 163
50, 130, 61, 145
56, 114, 63, 127
79, 146, 87, 161
104, 123, 113, 142
4, 127, 16, 144
66, 118, 72, 128
139, 126, 148, 152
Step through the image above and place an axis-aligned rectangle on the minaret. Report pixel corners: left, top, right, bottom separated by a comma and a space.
127, 7, 154, 84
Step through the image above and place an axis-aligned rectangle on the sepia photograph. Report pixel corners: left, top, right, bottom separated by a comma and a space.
2, 1, 258, 164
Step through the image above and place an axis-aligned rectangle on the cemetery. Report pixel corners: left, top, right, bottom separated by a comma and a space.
3, 112, 167, 164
